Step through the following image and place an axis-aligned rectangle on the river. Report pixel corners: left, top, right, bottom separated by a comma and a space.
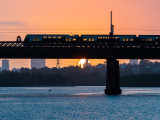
0, 87, 160, 120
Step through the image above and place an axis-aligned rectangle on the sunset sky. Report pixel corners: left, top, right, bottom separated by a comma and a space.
0, 0, 160, 69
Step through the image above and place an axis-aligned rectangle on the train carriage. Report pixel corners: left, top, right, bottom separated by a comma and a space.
138, 35, 160, 42
24, 34, 80, 43
22, 34, 160, 45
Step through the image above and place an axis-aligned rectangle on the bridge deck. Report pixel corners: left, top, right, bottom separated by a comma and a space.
0, 41, 159, 59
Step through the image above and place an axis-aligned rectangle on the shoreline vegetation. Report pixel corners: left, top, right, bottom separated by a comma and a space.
121, 74, 160, 87
0, 71, 160, 87
0, 60, 160, 87
1, 73, 160, 87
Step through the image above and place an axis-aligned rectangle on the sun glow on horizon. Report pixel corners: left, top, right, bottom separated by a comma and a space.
78, 59, 91, 68
78, 59, 90, 68
78, 59, 86, 68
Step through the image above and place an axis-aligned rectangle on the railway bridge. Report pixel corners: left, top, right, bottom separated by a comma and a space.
0, 40, 160, 95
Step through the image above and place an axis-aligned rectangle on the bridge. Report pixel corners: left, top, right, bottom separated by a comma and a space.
1, 11, 160, 95
0, 41, 160, 59
0, 40, 160, 95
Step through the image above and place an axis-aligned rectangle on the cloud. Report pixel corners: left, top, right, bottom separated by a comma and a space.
0, 21, 26, 26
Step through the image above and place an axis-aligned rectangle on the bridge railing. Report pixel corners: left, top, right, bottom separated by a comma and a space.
0, 41, 159, 49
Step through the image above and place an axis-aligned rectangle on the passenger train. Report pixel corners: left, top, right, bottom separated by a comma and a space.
19, 12, 160, 43
20, 34, 160, 43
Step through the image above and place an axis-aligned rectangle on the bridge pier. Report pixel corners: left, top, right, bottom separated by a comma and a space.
105, 58, 122, 95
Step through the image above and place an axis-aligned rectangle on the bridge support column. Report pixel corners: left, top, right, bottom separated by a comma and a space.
105, 58, 122, 95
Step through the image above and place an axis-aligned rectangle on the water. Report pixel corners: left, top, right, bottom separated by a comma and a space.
0, 87, 160, 120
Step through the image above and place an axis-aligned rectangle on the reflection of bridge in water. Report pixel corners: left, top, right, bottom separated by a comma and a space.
0, 40, 160, 95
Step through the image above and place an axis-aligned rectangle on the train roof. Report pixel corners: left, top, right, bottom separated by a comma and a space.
25, 34, 79, 36
26, 34, 137, 36
25, 34, 160, 37
80, 34, 137, 36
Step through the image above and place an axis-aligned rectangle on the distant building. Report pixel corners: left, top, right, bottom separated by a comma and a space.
2, 59, 9, 71
129, 59, 138, 65
84, 59, 91, 68
56, 59, 60, 69
31, 59, 45, 69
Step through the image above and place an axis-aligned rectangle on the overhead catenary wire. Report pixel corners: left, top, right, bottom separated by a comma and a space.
0, 29, 109, 30
0, 28, 160, 31
0, 28, 160, 34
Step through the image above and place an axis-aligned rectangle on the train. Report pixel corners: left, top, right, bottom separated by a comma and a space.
19, 34, 160, 43
18, 11, 160, 43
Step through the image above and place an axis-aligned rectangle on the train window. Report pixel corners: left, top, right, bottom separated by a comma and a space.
34, 37, 37, 41
37, 37, 39, 41
53, 36, 57, 39
98, 37, 102, 39
83, 38, 87, 41
33, 37, 39, 42
122, 38, 125, 41
66, 38, 69, 41
33, 37, 36, 41
104, 37, 107, 39
156, 37, 160, 39
48, 36, 52, 39
69, 38, 71, 41
73, 38, 76, 41
130, 38, 134, 41
58, 36, 62, 39
43, 36, 47, 39
147, 38, 152, 41
115, 37, 119, 39
92, 38, 94, 41
89, 38, 92, 41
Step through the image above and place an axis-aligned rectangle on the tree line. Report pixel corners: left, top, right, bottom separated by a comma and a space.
0, 59, 160, 86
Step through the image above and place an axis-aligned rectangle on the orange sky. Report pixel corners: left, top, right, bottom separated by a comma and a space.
0, 0, 160, 69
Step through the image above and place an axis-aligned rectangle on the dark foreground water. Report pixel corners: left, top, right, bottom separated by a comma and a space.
0, 87, 160, 120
